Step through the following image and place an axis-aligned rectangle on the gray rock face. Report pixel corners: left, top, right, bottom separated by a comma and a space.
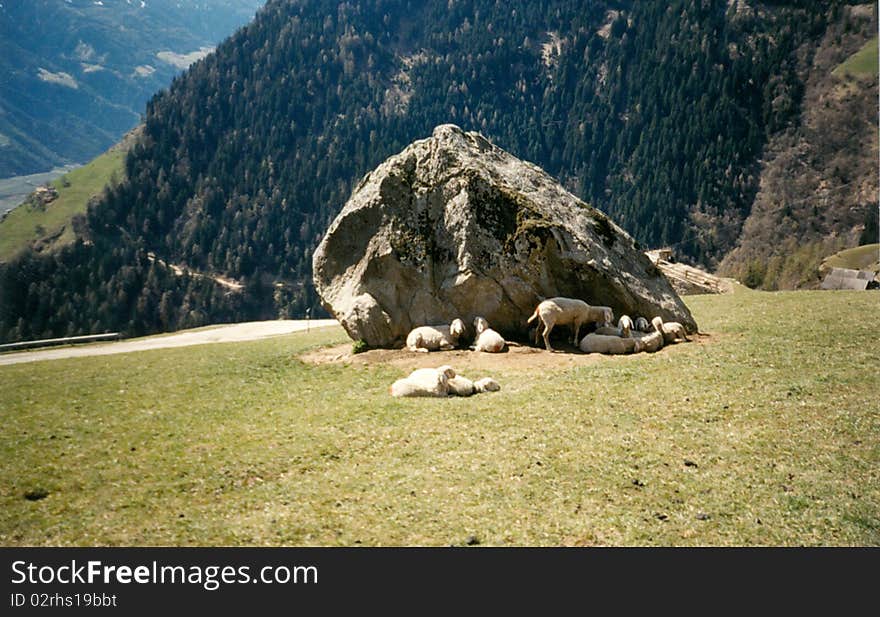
313, 124, 697, 347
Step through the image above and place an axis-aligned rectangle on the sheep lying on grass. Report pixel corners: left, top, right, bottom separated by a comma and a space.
390, 365, 457, 397
527, 297, 613, 351
651, 316, 690, 344
472, 316, 506, 353
579, 333, 643, 355
390, 366, 501, 398
473, 377, 501, 393
447, 375, 502, 396
406, 318, 466, 352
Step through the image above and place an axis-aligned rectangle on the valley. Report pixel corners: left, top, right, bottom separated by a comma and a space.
0, 166, 78, 216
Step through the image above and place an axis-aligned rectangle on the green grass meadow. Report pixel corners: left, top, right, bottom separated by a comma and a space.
833, 36, 879, 79
1, 287, 878, 546
821, 243, 880, 273
0, 147, 125, 262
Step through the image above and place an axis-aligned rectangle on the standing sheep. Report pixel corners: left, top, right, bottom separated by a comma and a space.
527, 297, 613, 351
472, 316, 506, 353
406, 318, 466, 352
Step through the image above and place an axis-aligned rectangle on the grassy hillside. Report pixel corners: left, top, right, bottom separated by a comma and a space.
1, 288, 878, 546
833, 36, 879, 78
0, 144, 126, 262
820, 243, 880, 273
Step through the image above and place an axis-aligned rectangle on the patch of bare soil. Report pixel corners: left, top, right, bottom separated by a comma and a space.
299, 333, 715, 372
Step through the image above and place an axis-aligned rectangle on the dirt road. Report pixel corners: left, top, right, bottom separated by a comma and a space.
0, 319, 340, 366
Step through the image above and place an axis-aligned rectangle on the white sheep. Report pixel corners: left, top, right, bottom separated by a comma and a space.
633, 330, 664, 353
579, 333, 643, 355
633, 316, 651, 332
472, 316, 506, 353
527, 297, 613, 351
651, 316, 690, 344
617, 315, 634, 338
391, 366, 501, 398
406, 318, 466, 352
446, 374, 477, 396
390, 365, 458, 397
474, 377, 501, 393
587, 314, 633, 337
446, 374, 502, 396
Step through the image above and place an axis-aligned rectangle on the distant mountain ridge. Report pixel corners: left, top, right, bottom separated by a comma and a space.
0, 0, 263, 178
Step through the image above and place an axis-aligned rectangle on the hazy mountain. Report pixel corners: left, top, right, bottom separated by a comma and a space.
0, 0, 876, 344
0, 0, 264, 178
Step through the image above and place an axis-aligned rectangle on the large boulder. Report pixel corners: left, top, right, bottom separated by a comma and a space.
313, 124, 697, 347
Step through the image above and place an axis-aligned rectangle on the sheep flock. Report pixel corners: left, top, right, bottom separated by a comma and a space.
389, 298, 693, 397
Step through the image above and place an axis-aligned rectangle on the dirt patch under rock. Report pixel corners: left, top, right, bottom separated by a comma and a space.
299, 333, 716, 372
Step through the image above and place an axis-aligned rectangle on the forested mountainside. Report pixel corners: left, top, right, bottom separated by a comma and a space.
0, 0, 263, 178
719, 5, 878, 289
1, 0, 875, 343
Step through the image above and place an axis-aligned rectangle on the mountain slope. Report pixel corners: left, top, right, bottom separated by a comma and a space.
0, 0, 869, 344
0, 127, 140, 262
0, 0, 263, 178
719, 4, 878, 289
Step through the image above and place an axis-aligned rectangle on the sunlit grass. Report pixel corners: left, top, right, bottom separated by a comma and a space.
0, 147, 125, 262
1, 288, 877, 546
833, 36, 879, 78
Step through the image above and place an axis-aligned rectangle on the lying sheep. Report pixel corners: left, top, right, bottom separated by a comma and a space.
593, 325, 623, 336
472, 316, 506, 353
527, 297, 613, 351
579, 333, 643, 355
447, 375, 503, 396
633, 330, 664, 353
391, 365, 501, 398
634, 316, 651, 333
593, 315, 633, 337
474, 377, 501, 393
406, 318, 466, 352
651, 316, 690, 344
390, 365, 457, 398
447, 375, 476, 396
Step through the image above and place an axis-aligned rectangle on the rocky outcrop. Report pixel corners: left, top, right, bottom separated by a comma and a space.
313, 124, 696, 348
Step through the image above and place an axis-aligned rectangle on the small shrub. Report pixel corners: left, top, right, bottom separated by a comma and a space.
352, 339, 369, 354
742, 259, 766, 289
